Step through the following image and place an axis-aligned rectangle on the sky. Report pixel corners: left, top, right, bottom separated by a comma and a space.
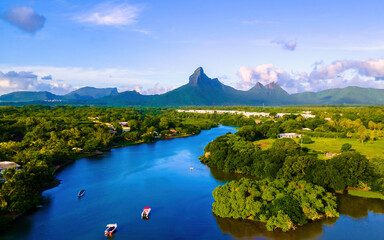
1, 0, 384, 95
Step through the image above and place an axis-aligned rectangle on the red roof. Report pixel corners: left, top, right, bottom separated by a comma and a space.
144, 207, 150, 210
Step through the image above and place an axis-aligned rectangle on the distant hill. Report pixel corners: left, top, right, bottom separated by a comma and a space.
0, 87, 118, 103
291, 87, 384, 105
1, 67, 384, 106
91, 90, 151, 106
63, 87, 118, 100
0, 91, 61, 102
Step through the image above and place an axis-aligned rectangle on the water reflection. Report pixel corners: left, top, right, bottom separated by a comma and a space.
209, 167, 258, 183
215, 214, 336, 240
2, 125, 384, 240
338, 194, 384, 218
210, 168, 384, 239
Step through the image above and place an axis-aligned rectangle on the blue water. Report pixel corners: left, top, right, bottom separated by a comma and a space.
2, 125, 384, 240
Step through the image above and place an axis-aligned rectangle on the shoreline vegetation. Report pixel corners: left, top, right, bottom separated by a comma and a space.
347, 190, 384, 200
1, 105, 384, 233
52, 131, 196, 179
212, 178, 338, 232
0, 105, 256, 231
197, 106, 384, 231
4, 132, 195, 224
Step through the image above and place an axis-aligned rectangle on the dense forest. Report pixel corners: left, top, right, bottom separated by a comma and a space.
200, 136, 375, 192
197, 106, 384, 231
1, 105, 384, 231
212, 178, 338, 231
0, 105, 257, 230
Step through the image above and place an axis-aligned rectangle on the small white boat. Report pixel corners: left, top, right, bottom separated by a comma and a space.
104, 223, 117, 236
141, 207, 151, 219
78, 189, 85, 198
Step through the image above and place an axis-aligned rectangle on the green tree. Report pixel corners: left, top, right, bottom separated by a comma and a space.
340, 143, 352, 152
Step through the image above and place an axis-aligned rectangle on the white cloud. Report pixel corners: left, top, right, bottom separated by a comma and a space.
0, 65, 159, 88
0, 67, 177, 96
236, 64, 290, 90
118, 83, 178, 95
73, 2, 141, 26
41, 75, 52, 80
271, 39, 297, 51
2, 7, 46, 33
309, 59, 384, 81
0, 65, 171, 95
118, 85, 143, 93
0, 71, 72, 95
143, 83, 177, 95
236, 59, 384, 94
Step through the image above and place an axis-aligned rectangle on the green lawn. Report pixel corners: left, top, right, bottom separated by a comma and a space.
348, 190, 384, 200
254, 137, 384, 159
301, 137, 384, 159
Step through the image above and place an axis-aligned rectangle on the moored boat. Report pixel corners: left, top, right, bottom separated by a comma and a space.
141, 207, 151, 219
78, 189, 85, 198
104, 223, 117, 236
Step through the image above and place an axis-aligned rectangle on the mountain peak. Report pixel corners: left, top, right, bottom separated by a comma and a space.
247, 82, 265, 92
194, 67, 204, 75
188, 67, 222, 88
265, 81, 280, 89
189, 67, 205, 86
254, 82, 265, 89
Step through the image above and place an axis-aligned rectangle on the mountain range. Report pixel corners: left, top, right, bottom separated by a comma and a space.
1, 67, 384, 106
0, 87, 118, 103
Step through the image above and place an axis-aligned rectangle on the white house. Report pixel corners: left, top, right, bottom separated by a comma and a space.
279, 133, 302, 138
0, 161, 21, 174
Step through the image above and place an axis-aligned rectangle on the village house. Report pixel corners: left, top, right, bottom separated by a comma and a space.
275, 113, 290, 118
122, 127, 131, 132
177, 109, 316, 119
119, 122, 128, 126
170, 129, 178, 134
72, 147, 83, 152
301, 113, 316, 118
279, 133, 302, 138
326, 152, 339, 157
0, 161, 21, 175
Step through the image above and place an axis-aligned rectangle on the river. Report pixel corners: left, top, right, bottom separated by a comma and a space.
2, 125, 384, 240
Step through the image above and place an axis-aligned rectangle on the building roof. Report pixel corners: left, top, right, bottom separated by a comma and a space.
0, 161, 20, 170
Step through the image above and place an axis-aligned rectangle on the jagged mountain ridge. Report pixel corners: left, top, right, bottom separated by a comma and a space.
1, 67, 384, 106
91, 67, 289, 106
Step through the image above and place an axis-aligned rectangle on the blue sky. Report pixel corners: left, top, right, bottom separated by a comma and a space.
1, 0, 384, 95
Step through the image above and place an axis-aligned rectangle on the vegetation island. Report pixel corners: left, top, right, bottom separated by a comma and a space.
197, 106, 384, 231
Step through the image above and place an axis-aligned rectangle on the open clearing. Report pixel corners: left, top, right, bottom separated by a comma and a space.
254, 137, 384, 159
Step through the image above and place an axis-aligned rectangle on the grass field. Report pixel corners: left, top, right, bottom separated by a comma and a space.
254, 137, 384, 160
348, 190, 384, 200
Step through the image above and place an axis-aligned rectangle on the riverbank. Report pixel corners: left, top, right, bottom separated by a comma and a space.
46, 132, 199, 196
348, 190, 384, 200
0, 125, 239, 239
53, 132, 196, 181
0, 130, 202, 230
2, 125, 384, 240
